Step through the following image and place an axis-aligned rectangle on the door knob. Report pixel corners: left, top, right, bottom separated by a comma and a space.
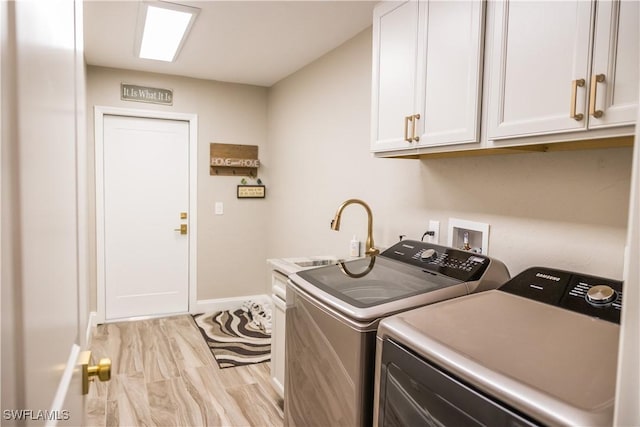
79, 351, 111, 395
174, 224, 187, 235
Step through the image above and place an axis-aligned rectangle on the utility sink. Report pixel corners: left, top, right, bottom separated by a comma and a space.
294, 259, 339, 268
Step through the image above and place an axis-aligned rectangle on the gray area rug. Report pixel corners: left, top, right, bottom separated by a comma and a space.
193, 309, 271, 368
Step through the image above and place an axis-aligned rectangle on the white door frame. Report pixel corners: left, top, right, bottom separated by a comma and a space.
94, 106, 198, 324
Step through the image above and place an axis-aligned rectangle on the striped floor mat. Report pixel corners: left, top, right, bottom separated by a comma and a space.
193, 309, 271, 368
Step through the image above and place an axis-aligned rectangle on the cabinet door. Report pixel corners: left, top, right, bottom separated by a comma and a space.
371, 1, 420, 152
270, 272, 288, 398
415, 1, 484, 146
271, 294, 286, 398
487, 1, 593, 140
589, 0, 639, 128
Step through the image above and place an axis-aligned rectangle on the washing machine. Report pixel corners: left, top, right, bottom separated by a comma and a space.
284, 239, 510, 426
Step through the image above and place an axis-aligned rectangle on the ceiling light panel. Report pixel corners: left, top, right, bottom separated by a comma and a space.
136, 1, 199, 62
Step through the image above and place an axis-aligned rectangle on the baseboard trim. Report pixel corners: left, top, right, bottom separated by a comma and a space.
194, 294, 270, 314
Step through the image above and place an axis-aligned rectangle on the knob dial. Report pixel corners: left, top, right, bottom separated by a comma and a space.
420, 248, 437, 262
586, 285, 616, 305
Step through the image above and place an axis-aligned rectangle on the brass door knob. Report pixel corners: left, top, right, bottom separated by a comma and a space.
80, 351, 111, 394
88, 358, 112, 382
174, 224, 188, 235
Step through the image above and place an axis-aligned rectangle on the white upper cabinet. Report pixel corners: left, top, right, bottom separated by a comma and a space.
414, 1, 485, 147
371, 1, 421, 152
590, 0, 639, 129
371, 1, 485, 153
487, 0, 638, 140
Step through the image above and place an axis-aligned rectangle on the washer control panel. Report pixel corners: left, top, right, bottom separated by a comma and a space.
381, 240, 491, 282
499, 267, 623, 324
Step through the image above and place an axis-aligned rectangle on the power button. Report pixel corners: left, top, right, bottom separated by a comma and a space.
586, 285, 617, 306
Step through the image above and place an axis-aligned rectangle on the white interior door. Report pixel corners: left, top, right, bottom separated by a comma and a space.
2, 0, 91, 423
102, 115, 190, 320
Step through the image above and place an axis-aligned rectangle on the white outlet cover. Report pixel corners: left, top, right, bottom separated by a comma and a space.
215, 202, 224, 215
428, 220, 440, 244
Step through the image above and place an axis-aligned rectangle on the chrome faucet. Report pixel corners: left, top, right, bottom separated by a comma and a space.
330, 199, 379, 256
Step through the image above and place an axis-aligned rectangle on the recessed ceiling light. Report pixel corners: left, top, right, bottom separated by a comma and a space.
135, 1, 199, 62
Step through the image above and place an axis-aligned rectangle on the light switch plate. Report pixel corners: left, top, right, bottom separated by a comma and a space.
215, 202, 224, 215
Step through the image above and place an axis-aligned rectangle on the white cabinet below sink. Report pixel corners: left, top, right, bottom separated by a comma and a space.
267, 256, 340, 399
270, 270, 287, 399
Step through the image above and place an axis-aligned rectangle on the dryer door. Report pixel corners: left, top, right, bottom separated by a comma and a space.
377, 339, 538, 427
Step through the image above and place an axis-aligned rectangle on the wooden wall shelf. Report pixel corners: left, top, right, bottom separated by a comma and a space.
210, 143, 260, 177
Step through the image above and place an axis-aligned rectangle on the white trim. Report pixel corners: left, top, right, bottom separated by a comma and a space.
85, 311, 97, 346
94, 106, 198, 324
194, 294, 271, 314
101, 311, 188, 324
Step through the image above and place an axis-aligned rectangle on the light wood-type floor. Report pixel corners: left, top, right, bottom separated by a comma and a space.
87, 315, 284, 426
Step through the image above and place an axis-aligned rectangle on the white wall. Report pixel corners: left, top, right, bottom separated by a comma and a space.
614, 31, 640, 425
266, 27, 632, 281
86, 66, 269, 307
87, 26, 633, 307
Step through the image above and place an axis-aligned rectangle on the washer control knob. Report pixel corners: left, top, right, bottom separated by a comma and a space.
586, 285, 616, 306
420, 248, 437, 261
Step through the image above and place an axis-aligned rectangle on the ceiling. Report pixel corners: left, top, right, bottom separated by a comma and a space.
83, 0, 377, 87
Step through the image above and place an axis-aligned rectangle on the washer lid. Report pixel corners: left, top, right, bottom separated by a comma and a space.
296, 256, 461, 308
291, 256, 469, 324
379, 290, 619, 426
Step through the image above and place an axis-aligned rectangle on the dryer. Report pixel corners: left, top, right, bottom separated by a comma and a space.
374, 266, 623, 426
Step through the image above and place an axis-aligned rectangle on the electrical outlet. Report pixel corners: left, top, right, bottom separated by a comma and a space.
428, 220, 440, 244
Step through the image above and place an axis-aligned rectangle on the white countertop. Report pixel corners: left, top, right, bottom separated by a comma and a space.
267, 255, 342, 277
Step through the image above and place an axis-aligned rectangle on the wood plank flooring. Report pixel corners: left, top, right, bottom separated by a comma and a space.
87, 315, 284, 427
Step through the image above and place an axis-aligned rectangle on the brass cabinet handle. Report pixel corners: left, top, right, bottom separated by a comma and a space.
589, 74, 605, 118
404, 115, 413, 142
570, 78, 585, 121
412, 114, 420, 142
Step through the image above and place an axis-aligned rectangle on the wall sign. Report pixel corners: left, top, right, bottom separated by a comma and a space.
210, 143, 260, 177
211, 158, 260, 168
121, 83, 173, 105
237, 185, 265, 199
